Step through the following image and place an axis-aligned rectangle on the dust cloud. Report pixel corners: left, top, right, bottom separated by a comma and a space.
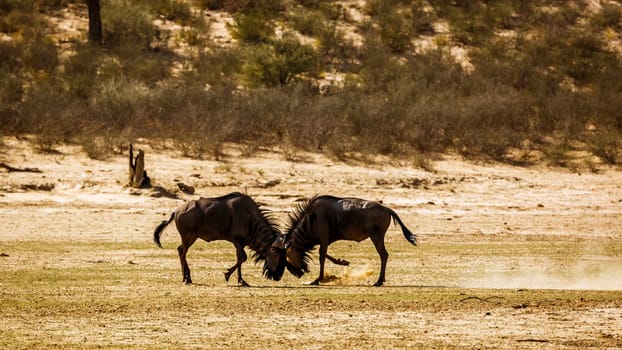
322, 265, 375, 285
464, 262, 622, 291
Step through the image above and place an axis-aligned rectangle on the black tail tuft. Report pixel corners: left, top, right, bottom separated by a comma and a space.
387, 208, 417, 246
153, 212, 175, 248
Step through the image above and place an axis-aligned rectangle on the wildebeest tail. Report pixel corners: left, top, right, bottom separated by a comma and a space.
385, 208, 417, 246
153, 212, 175, 248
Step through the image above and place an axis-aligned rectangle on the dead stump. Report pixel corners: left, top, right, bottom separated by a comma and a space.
129, 144, 151, 188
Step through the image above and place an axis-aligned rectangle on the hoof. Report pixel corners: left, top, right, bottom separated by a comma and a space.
224, 271, 232, 282
238, 280, 250, 287
336, 259, 350, 266
373, 281, 384, 287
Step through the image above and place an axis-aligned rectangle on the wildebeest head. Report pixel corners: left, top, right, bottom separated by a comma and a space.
275, 198, 318, 278
249, 207, 288, 282
272, 233, 292, 250
262, 245, 286, 281
272, 232, 309, 278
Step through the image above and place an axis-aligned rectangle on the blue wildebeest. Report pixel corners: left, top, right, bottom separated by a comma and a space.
154, 192, 286, 286
273, 195, 417, 286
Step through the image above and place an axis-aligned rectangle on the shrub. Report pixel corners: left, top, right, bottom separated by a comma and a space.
20, 77, 81, 148
22, 30, 59, 73
411, 1, 435, 34
366, 0, 410, 17
542, 140, 573, 167
198, 0, 284, 13
113, 47, 172, 85
297, 0, 325, 9
228, 10, 274, 43
102, 0, 155, 48
150, 0, 193, 24
0, 68, 23, 131
316, 23, 357, 68
3, 0, 622, 166
591, 3, 622, 29
273, 32, 320, 76
191, 46, 242, 85
242, 33, 319, 86
88, 77, 153, 133
378, 11, 412, 53
63, 45, 101, 100
195, 0, 226, 10
291, 7, 325, 36
589, 130, 620, 165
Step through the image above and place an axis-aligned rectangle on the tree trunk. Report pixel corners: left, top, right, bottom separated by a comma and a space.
87, 0, 102, 45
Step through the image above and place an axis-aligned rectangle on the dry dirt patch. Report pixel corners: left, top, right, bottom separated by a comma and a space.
1, 137, 621, 349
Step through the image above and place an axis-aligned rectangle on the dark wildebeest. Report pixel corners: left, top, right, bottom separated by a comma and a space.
153, 192, 285, 286
272, 195, 417, 286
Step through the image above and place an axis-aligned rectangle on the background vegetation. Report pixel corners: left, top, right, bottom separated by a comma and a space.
1, 0, 621, 166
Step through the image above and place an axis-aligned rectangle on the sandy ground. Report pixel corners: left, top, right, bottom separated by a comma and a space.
1, 136, 622, 349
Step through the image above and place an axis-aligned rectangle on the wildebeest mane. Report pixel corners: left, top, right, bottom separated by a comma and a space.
286, 196, 313, 231
285, 196, 321, 275
250, 206, 285, 280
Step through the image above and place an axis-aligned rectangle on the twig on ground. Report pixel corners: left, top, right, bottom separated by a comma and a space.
517, 339, 550, 343
0, 162, 42, 173
459, 296, 506, 303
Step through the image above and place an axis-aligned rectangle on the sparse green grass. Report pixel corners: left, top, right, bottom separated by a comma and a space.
1, 234, 621, 349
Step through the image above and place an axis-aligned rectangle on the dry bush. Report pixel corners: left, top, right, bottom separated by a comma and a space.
228, 10, 274, 43
316, 23, 358, 70
589, 130, 621, 165
365, 0, 410, 17
78, 130, 129, 160
411, 1, 435, 34
542, 140, 573, 168
150, 0, 193, 24
101, 0, 155, 49
290, 7, 325, 36
3, 0, 622, 167
591, 3, 622, 29
241, 33, 319, 87
0, 68, 23, 131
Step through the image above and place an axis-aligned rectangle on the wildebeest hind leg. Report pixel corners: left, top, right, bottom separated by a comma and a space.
178, 236, 197, 284
370, 234, 388, 286
326, 254, 350, 266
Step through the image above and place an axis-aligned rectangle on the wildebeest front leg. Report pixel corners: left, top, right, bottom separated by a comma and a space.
224, 245, 249, 287
311, 244, 328, 285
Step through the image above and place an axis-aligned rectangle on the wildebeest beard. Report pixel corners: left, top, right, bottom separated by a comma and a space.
250, 211, 287, 281
282, 206, 317, 278
286, 243, 312, 278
